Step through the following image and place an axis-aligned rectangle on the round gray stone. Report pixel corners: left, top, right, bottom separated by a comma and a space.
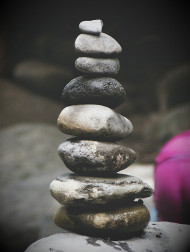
62, 76, 126, 108
53, 202, 150, 237
75, 33, 122, 55
79, 19, 103, 35
24, 222, 190, 252
57, 105, 133, 141
75, 57, 120, 75
50, 173, 153, 206
57, 139, 137, 175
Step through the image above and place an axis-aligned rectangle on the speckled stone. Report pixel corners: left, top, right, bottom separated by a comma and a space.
57, 105, 133, 141
53, 201, 150, 237
79, 20, 103, 35
25, 222, 190, 252
75, 57, 120, 75
62, 76, 126, 108
50, 173, 153, 206
57, 139, 137, 175
75, 33, 122, 55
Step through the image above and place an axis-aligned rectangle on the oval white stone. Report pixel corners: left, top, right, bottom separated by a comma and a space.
75, 33, 122, 55
57, 104, 133, 141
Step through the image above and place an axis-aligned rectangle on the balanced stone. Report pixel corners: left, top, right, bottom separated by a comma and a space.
79, 19, 103, 35
57, 139, 137, 175
75, 33, 122, 55
53, 201, 150, 237
62, 76, 126, 108
50, 173, 153, 206
75, 57, 120, 75
57, 104, 133, 141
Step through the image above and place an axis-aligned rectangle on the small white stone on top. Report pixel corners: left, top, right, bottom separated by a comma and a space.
79, 19, 103, 35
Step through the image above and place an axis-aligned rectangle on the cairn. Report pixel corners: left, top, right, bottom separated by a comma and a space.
50, 19, 153, 239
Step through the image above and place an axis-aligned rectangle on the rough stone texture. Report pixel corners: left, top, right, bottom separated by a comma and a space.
57, 105, 133, 141
0, 124, 69, 252
53, 202, 150, 237
79, 19, 103, 35
75, 57, 120, 75
50, 173, 153, 206
62, 76, 126, 108
57, 138, 137, 175
75, 33, 122, 55
25, 222, 190, 252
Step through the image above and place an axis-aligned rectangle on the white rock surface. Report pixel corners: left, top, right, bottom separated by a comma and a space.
75, 57, 120, 75
57, 104, 133, 141
25, 222, 190, 252
75, 33, 122, 55
79, 19, 103, 35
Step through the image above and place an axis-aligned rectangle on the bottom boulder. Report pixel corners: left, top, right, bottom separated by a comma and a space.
25, 222, 190, 252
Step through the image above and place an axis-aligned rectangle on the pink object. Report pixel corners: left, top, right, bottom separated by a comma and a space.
154, 130, 190, 224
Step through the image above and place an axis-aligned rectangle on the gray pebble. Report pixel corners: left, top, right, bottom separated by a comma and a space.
50, 173, 153, 206
75, 57, 120, 75
79, 19, 103, 35
62, 76, 126, 108
57, 104, 133, 141
75, 33, 122, 55
58, 139, 137, 175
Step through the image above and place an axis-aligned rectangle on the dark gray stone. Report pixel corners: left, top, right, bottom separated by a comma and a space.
25, 222, 190, 252
57, 105, 133, 141
57, 139, 137, 175
53, 201, 150, 237
62, 76, 126, 108
79, 20, 103, 35
50, 173, 153, 206
75, 33, 122, 55
75, 57, 120, 75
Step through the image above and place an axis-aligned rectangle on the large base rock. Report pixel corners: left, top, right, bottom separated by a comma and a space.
25, 222, 190, 252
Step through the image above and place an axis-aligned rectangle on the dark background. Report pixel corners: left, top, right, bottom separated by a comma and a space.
0, 1, 190, 251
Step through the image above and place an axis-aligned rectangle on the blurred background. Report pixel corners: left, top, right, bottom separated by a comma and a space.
0, 0, 189, 251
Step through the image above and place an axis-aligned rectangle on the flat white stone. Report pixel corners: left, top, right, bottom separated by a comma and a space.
50, 173, 153, 206
75, 57, 120, 75
79, 19, 103, 35
57, 104, 133, 141
25, 222, 190, 252
75, 33, 122, 55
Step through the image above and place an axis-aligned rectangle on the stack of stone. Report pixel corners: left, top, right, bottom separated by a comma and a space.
50, 19, 153, 239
